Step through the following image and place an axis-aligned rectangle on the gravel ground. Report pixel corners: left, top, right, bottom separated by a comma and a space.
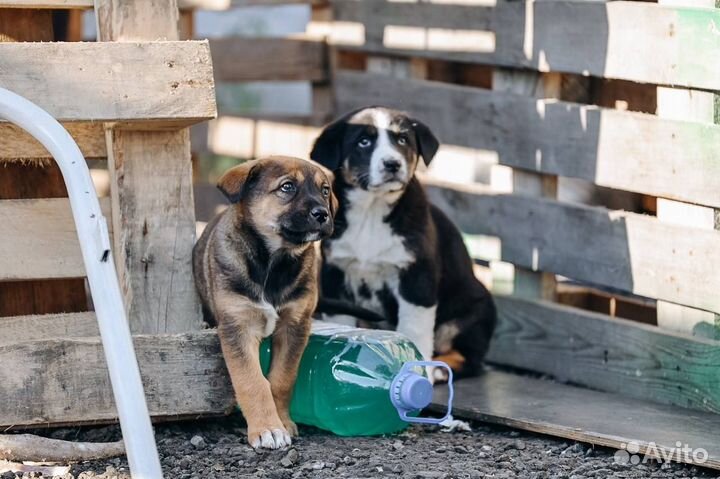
8, 415, 718, 479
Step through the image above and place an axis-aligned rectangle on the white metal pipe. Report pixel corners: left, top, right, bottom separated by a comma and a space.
0, 87, 163, 479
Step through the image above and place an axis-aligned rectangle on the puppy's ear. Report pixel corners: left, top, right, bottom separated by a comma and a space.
310, 118, 347, 172
411, 119, 440, 166
329, 190, 340, 217
217, 159, 262, 203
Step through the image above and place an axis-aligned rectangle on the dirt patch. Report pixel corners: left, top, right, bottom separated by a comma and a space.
8, 416, 719, 479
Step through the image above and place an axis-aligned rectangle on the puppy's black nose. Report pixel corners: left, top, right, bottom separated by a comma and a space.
310, 206, 329, 224
383, 159, 402, 174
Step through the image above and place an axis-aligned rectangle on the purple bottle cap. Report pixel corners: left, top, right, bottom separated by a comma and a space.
389, 361, 454, 425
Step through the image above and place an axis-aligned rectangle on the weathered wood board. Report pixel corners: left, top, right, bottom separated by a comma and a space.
0, 331, 233, 427
0, 0, 320, 7
0, 123, 106, 161
0, 198, 111, 280
211, 37, 327, 82
432, 370, 720, 470
105, 129, 202, 334
0, 312, 99, 346
0, 41, 216, 125
332, 0, 720, 91
96, 0, 203, 335
489, 296, 720, 414
336, 71, 720, 208
424, 179, 720, 314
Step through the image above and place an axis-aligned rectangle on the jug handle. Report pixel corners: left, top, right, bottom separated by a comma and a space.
397, 360, 454, 425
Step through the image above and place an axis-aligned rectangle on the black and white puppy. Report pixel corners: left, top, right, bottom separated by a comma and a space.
311, 106, 496, 378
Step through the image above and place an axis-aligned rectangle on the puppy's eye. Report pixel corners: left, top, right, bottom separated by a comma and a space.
280, 181, 296, 193
321, 185, 330, 197
357, 138, 372, 148
397, 135, 408, 146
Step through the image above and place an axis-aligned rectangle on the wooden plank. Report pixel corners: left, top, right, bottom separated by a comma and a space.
96, 0, 203, 335
0, 0, 320, 8
335, 71, 720, 208
0, 330, 233, 427
654, 0, 719, 339
432, 370, 720, 470
0, 8, 53, 41
0, 198, 111, 281
0, 9, 90, 317
180, 0, 323, 9
210, 37, 327, 82
192, 115, 322, 158
0, 123, 106, 161
0, 280, 89, 317
332, 1, 720, 91
424, 180, 720, 314
489, 296, 720, 413
0, 0, 93, 7
0, 41, 216, 126
104, 129, 201, 334
493, 69, 559, 301
0, 312, 99, 345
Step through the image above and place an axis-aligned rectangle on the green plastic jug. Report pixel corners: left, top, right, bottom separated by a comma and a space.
258, 321, 453, 436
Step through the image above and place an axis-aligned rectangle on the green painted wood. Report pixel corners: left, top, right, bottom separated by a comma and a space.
487, 296, 720, 414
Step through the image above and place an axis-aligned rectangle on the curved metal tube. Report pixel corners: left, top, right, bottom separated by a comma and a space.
0, 87, 163, 479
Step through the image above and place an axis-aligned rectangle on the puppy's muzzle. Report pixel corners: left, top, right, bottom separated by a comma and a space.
310, 206, 329, 225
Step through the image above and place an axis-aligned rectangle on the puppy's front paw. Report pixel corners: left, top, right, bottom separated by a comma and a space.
280, 416, 299, 437
248, 427, 292, 450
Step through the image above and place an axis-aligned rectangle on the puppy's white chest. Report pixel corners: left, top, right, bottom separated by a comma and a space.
326, 191, 413, 292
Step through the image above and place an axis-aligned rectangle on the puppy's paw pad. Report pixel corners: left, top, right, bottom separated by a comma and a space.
250, 428, 292, 450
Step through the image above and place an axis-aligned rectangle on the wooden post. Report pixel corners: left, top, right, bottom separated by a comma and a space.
95, 0, 202, 334
0, 9, 88, 317
655, 0, 718, 337
493, 69, 560, 301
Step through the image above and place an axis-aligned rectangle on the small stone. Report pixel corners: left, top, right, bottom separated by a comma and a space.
514, 440, 526, 450
325, 462, 336, 470
342, 456, 355, 465
481, 445, 492, 452
105, 466, 118, 475
311, 461, 325, 470
509, 431, 520, 438
190, 435, 206, 449
454, 445, 470, 454
179, 455, 192, 468
281, 448, 299, 468
392, 440, 405, 451
435, 446, 448, 453
213, 463, 225, 472
416, 472, 444, 479
390, 464, 404, 474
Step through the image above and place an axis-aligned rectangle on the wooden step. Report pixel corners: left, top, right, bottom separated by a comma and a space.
432, 370, 720, 470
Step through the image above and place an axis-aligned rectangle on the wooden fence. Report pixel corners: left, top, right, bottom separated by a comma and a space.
3, 0, 720, 467
320, 0, 720, 418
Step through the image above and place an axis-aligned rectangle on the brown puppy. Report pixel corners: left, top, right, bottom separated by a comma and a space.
193, 156, 337, 449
